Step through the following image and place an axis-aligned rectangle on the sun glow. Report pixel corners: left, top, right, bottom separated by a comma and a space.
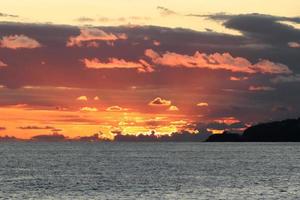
0, 103, 193, 140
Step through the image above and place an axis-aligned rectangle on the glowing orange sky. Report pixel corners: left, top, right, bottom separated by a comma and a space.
0, 95, 199, 139
2, 0, 300, 32
1, 1, 300, 139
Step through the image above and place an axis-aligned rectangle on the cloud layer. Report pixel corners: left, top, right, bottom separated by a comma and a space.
145, 49, 292, 74
0, 15, 300, 138
83, 58, 154, 73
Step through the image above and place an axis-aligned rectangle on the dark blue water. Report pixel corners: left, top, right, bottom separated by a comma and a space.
0, 142, 299, 199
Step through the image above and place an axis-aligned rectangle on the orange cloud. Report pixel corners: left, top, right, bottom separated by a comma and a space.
82, 58, 154, 73
230, 76, 248, 81
253, 60, 291, 74
249, 86, 275, 91
106, 106, 128, 112
67, 28, 127, 47
94, 96, 100, 101
80, 107, 98, 112
170, 120, 188, 126
149, 97, 172, 107
207, 128, 224, 134
168, 105, 179, 111
197, 102, 209, 107
145, 49, 292, 74
0, 35, 42, 49
76, 96, 88, 101
214, 117, 240, 125
153, 40, 161, 46
0, 60, 7, 68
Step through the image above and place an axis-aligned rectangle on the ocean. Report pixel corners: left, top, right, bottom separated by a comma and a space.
0, 142, 299, 199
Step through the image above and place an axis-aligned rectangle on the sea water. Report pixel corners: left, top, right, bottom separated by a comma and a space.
0, 142, 299, 199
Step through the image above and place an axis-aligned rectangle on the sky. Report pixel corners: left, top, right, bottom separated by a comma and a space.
0, 0, 300, 139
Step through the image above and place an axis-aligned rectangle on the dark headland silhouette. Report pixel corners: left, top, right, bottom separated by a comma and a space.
206, 118, 300, 142
1, 117, 299, 142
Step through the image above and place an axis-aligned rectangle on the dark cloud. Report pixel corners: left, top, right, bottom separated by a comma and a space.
191, 13, 300, 23
188, 13, 300, 74
51, 128, 63, 132
31, 133, 66, 141
18, 126, 55, 130
0, 21, 300, 123
196, 121, 246, 134
157, 6, 178, 16
271, 74, 300, 83
0, 12, 18, 18
0, 126, 6, 131
272, 105, 292, 113
223, 14, 300, 44
194, 13, 300, 46
0, 22, 250, 89
114, 130, 211, 142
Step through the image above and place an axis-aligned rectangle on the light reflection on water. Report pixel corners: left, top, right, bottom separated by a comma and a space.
0, 142, 299, 199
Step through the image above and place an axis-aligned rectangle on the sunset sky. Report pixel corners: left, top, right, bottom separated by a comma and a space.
1, 0, 300, 139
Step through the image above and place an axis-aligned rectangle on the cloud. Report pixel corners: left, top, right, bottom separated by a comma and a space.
80, 107, 98, 112
149, 97, 172, 107
51, 128, 63, 132
1, 22, 298, 89
75, 17, 95, 23
18, 126, 55, 130
0, 127, 6, 131
98, 16, 151, 23
253, 60, 292, 74
288, 42, 300, 48
94, 96, 100, 101
76, 96, 88, 101
197, 102, 209, 107
0, 35, 42, 49
0, 12, 18, 18
272, 105, 292, 113
31, 133, 66, 141
157, 6, 178, 16
153, 40, 161, 46
271, 74, 300, 83
82, 58, 154, 73
198, 13, 300, 25
106, 106, 128, 112
249, 86, 275, 91
0, 60, 7, 68
168, 105, 179, 111
230, 76, 248, 81
0, 20, 299, 131
196, 119, 246, 134
214, 117, 241, 125
66, 28, 127, 47
145, 49, 292, 74
198, 13, 300, 46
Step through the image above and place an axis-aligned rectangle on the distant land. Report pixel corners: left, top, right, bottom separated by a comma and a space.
1, 117, 300, 142
206, 118, 300, 142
